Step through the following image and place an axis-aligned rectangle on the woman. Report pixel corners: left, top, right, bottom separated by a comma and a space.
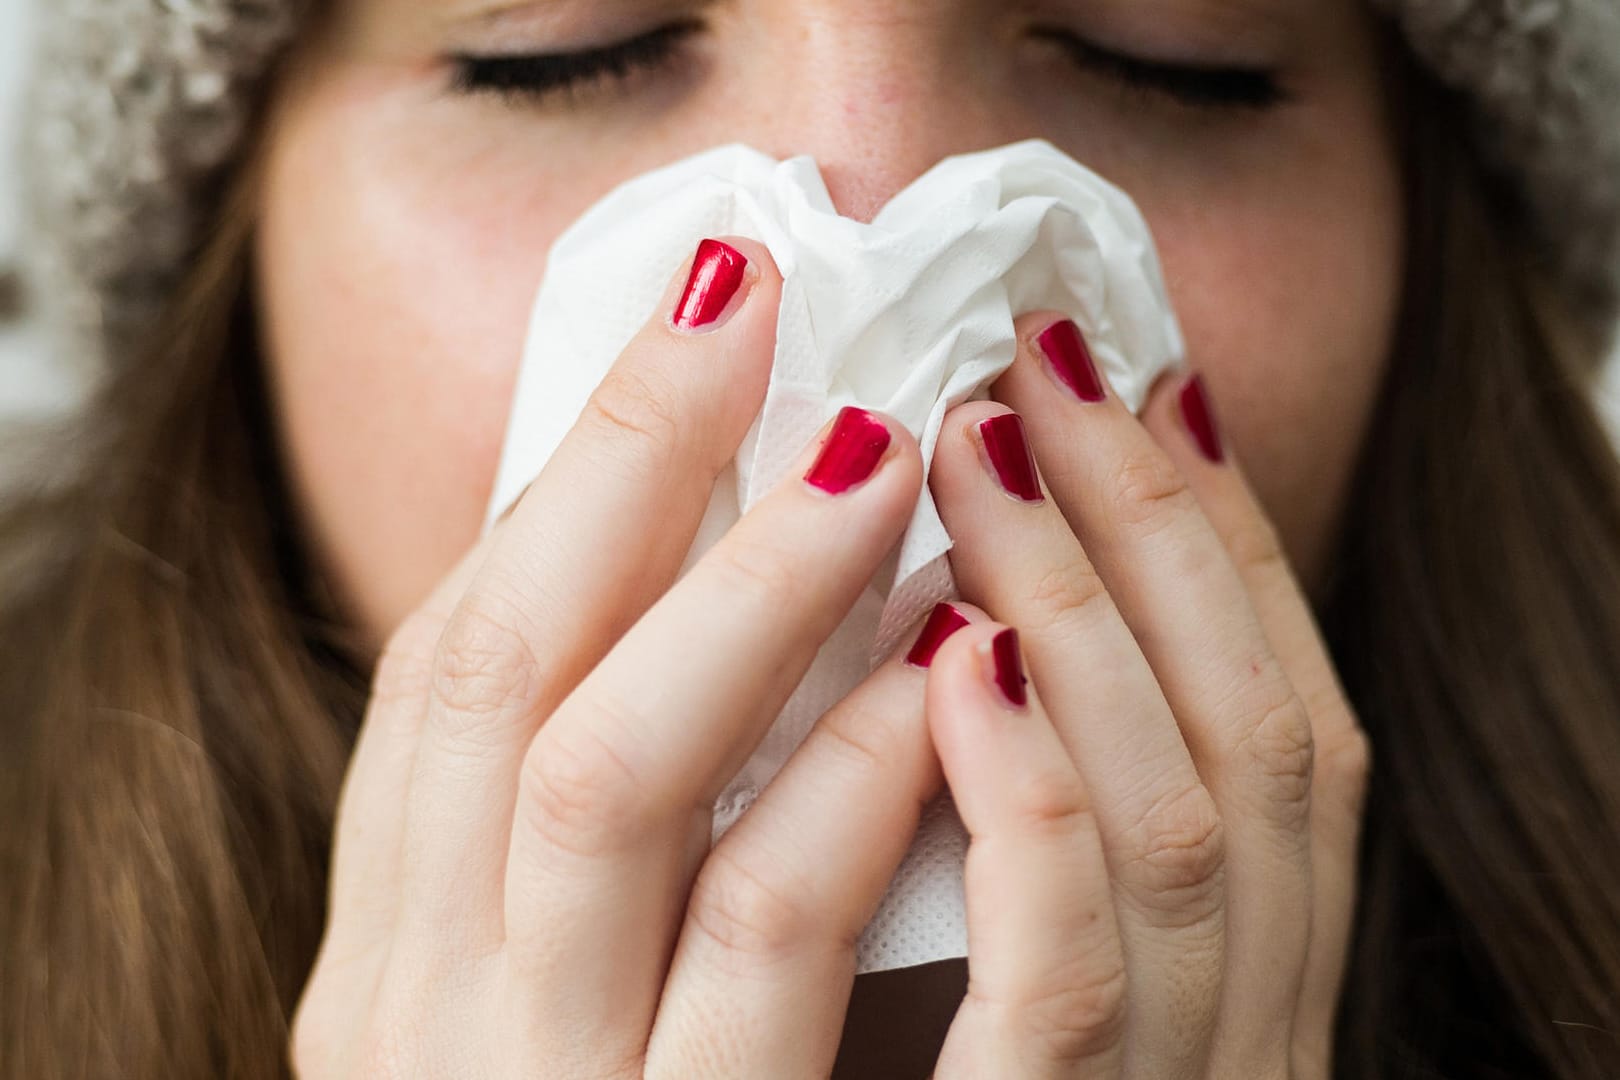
3, 0, 1619, 1076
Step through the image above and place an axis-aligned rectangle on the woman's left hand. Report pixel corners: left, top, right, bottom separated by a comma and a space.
921, 313, 1372, 1079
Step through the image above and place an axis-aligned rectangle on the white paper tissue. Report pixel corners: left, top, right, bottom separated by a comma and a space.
483, 139, 1185, 973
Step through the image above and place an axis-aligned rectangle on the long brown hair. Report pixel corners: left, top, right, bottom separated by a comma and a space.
3, 37, 1619, 1080
1325, 66, 1620, 1078
0, 155, 369, 1075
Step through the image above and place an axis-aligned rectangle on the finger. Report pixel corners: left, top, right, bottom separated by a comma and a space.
1138, 370, 1372, 1076
644, 602, 972, 1079
302, 535, 497, 1030
501, 407, 923, 1073
993, 313, 1313, 1071
394, 237, 782, 954
928, 623, 1126, 1080
928, 399, 1224, 1075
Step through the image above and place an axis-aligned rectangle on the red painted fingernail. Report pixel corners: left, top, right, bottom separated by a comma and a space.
904, 603, 971, 669
977, 413, 1044, 503
804, 407, 892, 494
1035, 319, 1106, 403
673, 239, 749, 331
988, 628, 1029, 709
1178, 373, 1225, 464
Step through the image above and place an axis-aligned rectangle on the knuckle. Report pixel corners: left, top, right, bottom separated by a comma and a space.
1027, 968, 1130, 1064
968, 962, 1128, 1066
1314, 717, 1373, 818
711, 534, 805, 612
429, 602, 543, 742
1105, 450, 1194, 532
517, 721, 652, 860
687, 846, 822, 968
1007, 765, 1095, 843
580, 363, 687, 470
1236, 691, 1317, 826
1024, 561, 1113, 636
1122, 784, 1227, 922
806, 705, 895, 781
370, 609, 444, 712
1223, 514, 1291, 580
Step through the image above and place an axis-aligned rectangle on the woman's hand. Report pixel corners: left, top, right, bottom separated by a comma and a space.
290, 237, 954, 1078
921, 314, 1372, 1078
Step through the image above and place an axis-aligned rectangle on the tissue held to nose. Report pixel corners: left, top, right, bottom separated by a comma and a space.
483, 139, 1186, 974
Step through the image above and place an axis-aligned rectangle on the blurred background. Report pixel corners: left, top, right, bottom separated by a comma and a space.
1, 0, 67, 456
0, 0, 1617, 451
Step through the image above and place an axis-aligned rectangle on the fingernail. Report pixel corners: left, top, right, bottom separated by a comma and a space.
977, 413, 1044, 503
985, 628, 1029, 709
1036, 319, 1106, 403
1178, 373, 1225, 464
673, 239, 749, 332
904, 602, 971, 669
805, 407, 893, 494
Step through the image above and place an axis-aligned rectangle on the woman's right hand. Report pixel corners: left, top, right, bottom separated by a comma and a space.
288, 237, 943, 1078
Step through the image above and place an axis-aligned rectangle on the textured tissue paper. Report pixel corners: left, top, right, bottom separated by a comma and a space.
483, 139, 1186, 974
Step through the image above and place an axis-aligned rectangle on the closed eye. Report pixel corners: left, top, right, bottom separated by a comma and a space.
448, 20, 1285, 113
1032, 27, 1288, 111
449, 20, 701, 103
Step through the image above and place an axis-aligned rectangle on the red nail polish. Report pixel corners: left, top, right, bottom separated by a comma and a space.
1178, 373, 1225, 464
989, 628, 1029, 708
904, 603, 971, 668
977, 413, 1044, 503
673, 239, 749, 331
1036, 319, 1106, 403
805, 407, 892, 494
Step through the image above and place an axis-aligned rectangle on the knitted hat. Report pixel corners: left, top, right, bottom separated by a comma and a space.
19, 0, 1620, 365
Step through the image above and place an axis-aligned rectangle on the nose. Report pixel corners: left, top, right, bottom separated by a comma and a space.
732, 6, 1034, 222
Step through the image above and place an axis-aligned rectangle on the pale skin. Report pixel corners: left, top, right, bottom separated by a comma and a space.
266, 0, 1393, 1075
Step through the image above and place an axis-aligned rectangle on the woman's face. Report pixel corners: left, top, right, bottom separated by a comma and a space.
256, 0, 1402, 650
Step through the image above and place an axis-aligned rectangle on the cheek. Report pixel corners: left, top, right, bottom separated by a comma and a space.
1148, 128, 1402, 593
257, 80, 553, 640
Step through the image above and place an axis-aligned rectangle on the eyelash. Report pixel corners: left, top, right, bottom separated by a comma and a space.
1030, 28, 1286, 110
449, 21, 699, 102
449, 21, 1286, 113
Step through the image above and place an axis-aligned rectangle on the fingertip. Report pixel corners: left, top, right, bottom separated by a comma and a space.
1142, 368, 1239, 472
924, 620, 1012, 747
1138, 365, 1188, 431
868, 407, 923, 472
661, 235, 781, 339
1012, 309, 1073, 342
929, 400, 1016, 506
924, 620, 1053, 828
793, 406, 923, 503
899, 600, 983, 671
710, 235, 780, 286
939, 399, 1016, 443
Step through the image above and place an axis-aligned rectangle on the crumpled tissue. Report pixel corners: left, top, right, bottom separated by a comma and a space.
483, 139, 1185, 973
